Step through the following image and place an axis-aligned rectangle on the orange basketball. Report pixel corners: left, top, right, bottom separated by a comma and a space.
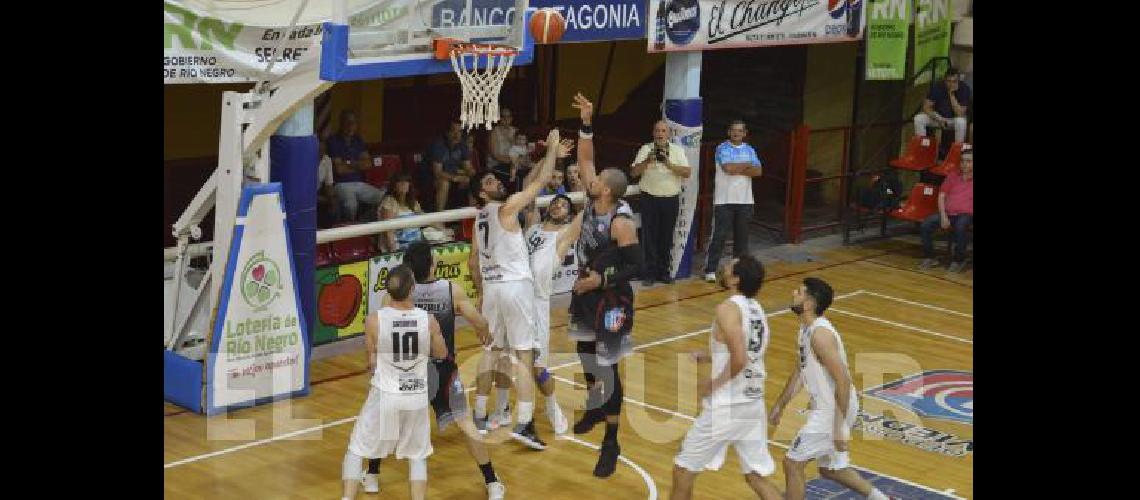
529, 8, 566, 44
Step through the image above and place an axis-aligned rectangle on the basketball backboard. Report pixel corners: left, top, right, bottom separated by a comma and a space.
321, 0, 533, 81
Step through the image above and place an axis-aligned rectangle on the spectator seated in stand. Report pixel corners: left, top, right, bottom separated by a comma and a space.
565, 163, 585, 193
507, 132, 532, 193
429, 120, 476, 211
316, 143, 338, 229
328, 110, 385, 222
539, 167, 567, 197
376, 172, 429, 253
913, 67, 971, 148
918, 146, 974, 273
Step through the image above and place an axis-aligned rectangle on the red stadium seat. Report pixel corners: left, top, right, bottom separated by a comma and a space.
329, 235, 374, 264
890, 136, 939, 171
315, 243, 334, 268
929, 142, 963, 177
889, 183, 940, 222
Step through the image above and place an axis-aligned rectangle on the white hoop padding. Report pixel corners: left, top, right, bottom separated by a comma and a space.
449, 45, 516, 131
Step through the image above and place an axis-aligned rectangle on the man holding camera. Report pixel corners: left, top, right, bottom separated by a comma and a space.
630, 120, 691, 285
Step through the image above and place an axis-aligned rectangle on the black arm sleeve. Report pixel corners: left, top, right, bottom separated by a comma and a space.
604, 243, 644, 289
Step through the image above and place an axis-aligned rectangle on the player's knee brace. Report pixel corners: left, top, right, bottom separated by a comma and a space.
535, 368, 551, 384
342, 451, 364, 481
408, 458, 427, 481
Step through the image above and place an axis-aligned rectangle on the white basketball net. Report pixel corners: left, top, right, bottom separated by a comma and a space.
449, 45, 517, 131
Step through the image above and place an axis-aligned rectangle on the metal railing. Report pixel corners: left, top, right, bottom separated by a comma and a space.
164, 187, 641, 262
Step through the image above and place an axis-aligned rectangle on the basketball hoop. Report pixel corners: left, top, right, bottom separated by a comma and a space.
435, 39, 517, 131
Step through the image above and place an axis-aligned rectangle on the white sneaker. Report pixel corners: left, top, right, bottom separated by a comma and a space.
487, 481, 506, 499
704, 272, 716, 283
362, 472, 379, 493
547, 403, 569, 435
492, 404, 512, 429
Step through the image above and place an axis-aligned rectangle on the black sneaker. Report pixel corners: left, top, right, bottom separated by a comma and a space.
510, 421, 547, 450
593, 442, 620, 478
474, 415, 492, 435
573, 408, 605, 435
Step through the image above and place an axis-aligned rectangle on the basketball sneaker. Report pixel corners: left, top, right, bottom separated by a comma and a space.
487, 481, 506, 499
511, 421, 547, 450
474, 415, 492, 435
593, 441, 620, 478
362, 472, 379, 493
493, 403, 512, 430
573, 408, 605, 435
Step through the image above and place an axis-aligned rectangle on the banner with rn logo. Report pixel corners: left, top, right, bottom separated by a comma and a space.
647, 0, 865, 53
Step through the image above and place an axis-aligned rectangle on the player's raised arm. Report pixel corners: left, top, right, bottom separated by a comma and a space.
572, 92, 596, 186
554, 210, 584, 259
501, 128, 562, 222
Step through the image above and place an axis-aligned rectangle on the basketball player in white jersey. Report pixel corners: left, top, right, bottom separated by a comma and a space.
364, 241, 506, 499
521, 193, 584, 440
769, 277, 892, 500
469, 127, 574, 449
670, 256, 782, 500
341, 265, 447, 500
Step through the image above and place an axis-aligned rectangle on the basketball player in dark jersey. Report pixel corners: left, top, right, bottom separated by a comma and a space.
365, 241, 506, 499
567, 93, 645, 478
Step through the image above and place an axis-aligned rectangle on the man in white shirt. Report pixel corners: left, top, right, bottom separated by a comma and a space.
630, 120, 691, 285
704, 120, 763, 282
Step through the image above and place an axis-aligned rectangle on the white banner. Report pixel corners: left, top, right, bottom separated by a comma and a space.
666, 118, 702, 278
210, 185, 308, 411
164, 0, 323, 84
647, 0, 864, 53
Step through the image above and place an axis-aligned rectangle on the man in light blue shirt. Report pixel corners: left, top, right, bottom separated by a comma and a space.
705, 120, 763, 282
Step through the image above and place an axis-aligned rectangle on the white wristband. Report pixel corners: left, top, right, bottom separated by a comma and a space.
579, 131, 593, 139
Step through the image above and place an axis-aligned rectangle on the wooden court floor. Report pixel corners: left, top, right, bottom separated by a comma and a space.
164, 238, 973, 499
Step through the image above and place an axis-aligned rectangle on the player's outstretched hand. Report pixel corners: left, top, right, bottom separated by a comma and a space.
557, 139, 575, 158
572, 92, 593, 123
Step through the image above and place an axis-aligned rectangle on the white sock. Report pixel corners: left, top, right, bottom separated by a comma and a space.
868, 488, 888, 500
545, 395, 559, 413
475, 395, 489, 419
518, 401, 534, 424
496, 388, 510, 412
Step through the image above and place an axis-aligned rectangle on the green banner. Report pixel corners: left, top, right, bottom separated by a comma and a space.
913, 0, 951, 85
866, 0, 910, 80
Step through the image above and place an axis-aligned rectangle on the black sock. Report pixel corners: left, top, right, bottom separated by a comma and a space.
603, 422, 619, 446
367, 458, 381, 474
479, 462, 498, 484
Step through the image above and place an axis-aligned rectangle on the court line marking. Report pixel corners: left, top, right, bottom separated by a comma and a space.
858, 290, 973, 319
165, 286, 972, 498
559, 435, 658, 500
828, 308, 973, 345
547, 373, 964, 500
163, 416, 357, 469
162, 291, 864, 469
